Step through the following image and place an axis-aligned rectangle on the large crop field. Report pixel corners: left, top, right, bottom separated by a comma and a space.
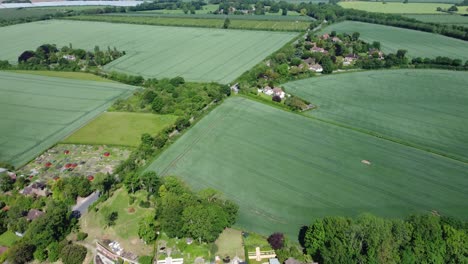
338, 2, 467, 14
0, 71, 135, 168
0, 20, 297, 83
404, 14, 468, 26
68, 14, 311, 31
147, 97, 468, 237
63, 112, 178, 147
318, 21, 468, 60
284, 69, 468, 162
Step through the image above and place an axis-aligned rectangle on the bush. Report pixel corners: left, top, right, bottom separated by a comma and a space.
60, 244, 87, 264
139, 200, 151, 208
272, 95, 282, 102
77, 232, 88, 241
267, 233, 285, 250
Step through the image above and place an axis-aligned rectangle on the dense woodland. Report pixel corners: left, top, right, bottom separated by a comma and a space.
120, 173, 238, 244
301, 214, 468, 264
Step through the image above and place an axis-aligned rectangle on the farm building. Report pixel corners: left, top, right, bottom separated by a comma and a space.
311, 46, 328, 54
343, 54, 358, 66
273, 88, 286, 99
20, 181, 50, 197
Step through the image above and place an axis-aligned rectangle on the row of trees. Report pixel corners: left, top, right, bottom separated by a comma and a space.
128, 175, 238, 244
302, 214, 468, 264
12, 43, 124, 71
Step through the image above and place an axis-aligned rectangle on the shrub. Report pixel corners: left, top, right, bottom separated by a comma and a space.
60, 244, 87, 264
77, 232, 88, 241
267, 233, 285, 250
139, 200, 151, 208
272, 95, 282, 102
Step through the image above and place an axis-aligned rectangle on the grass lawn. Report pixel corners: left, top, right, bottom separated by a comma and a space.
0, 20, 297, 84
318, 21, 468, 61
284, 69, 468, 162
63, 112, 178, 147
146, 97, 468, 238
81, 188, 154, 256
404, 14, 468, 26
0, 71, 134, 168
10, 70, 113, 82
215, 228, 244, 259
157, 233, 214, 263
0, 230, 19, 247
339, 2, 468, 14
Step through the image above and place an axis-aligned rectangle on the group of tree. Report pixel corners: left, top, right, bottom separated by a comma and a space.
111, 76, 230, 116
128, 0, 206, 13
7, 239, 87, 264
122, 173, 239, 244
301, 214, 468, 264
14, 43, 124, 71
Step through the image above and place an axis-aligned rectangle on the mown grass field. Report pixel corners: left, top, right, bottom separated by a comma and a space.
63, 112, 178, 147
0, 20, 297, 83
147, 97, 468, 238
318, 21, 468, 60
0, 230, 19, 247
69, 14, 311, 31
0, 6, 104, 20
0, 71, 134, 168
404, 14, 468, 26
339, 2, 468, 14
284, 69, 468, 162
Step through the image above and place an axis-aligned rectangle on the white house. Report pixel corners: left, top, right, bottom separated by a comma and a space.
263, 86, 274, 96
309, 64, 323, 73
273, 88, 285, 99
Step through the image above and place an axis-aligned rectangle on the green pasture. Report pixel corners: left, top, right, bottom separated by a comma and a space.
0, 6, 104, 20
318, 21, 468, 60
0, 71, 135, 168
404, 14, 468, 26
0, 20, 297, 83
147, 97, 468, 238
129, 12, 313, 21
63, 112, 178, 147
69, 14, 311, 31
284, 69, 468, 162
10, 70, 113, 82
138, 4, 218, 14
0, 230, 19, 247
338, 2, 467, 14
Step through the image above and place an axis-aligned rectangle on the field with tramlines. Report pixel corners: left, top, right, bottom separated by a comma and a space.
0, 71, 135, 167
0, 20, 297, 83
404, 14, 468, 26
284, 69, 468, 162
318, 21, 468, 60
147, 97, 468, 237
339, 2, 468, 14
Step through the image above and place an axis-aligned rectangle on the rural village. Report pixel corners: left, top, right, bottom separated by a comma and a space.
0, 0, 467, 263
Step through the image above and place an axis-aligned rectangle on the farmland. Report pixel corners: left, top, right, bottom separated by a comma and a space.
284, 69, 468, 162
0, 71, 135, 168
68, 14, 312, 31
146, 97, 468, 237
63, 112, 178, 147
404, 14, 468, 26
318, 21, 468, 60
338, 2, 468, 14
0, 20, 297, 83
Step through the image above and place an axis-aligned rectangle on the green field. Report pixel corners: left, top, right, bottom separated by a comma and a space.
0, 20, 297, 83
128, 12, 313, 21
69, 14, 311, 31
10, 70, 114, 82
284, 69, 468, 162
318, 21, 468, 60
63, 112, 178, 147
0, 6, 105, 20
404, 14, 468, 26
0, 230, 19, 247
0, 71, 135, 168
147, 97, 468, 237
339, 2, 468, 14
